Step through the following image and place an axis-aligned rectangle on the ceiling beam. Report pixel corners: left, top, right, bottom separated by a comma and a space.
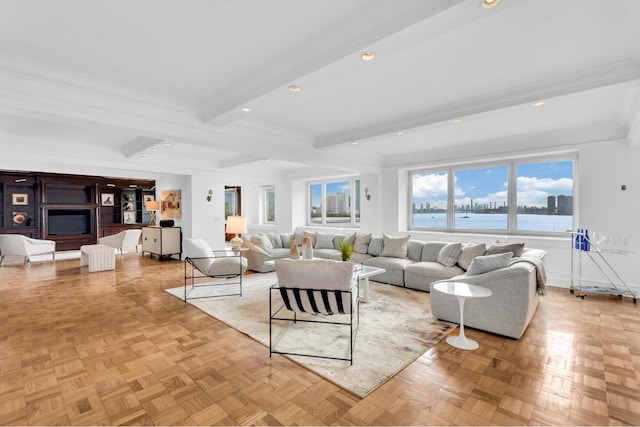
198, 0, 466, 126
314, 59, 640, 150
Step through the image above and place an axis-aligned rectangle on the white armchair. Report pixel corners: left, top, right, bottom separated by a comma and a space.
98, 229, 142, 255
0, 234, 56, 266
183, 237, 248, 301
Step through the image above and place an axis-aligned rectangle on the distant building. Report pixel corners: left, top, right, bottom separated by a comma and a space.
557, 195, 573, 215
547, 196, 556, 215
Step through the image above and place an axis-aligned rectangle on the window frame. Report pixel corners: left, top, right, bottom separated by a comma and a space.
307, 176, 360, 227
260, 185, 276, 224
409, 154, 576, 236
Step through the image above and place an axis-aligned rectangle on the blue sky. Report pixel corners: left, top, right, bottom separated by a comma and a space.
413, 160, 573, 208
310, 181, 350, 206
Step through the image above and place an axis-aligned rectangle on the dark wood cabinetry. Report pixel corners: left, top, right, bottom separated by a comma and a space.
0, 170, 155, 250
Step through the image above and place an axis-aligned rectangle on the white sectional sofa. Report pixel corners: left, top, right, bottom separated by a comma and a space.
241, 230, 546, 339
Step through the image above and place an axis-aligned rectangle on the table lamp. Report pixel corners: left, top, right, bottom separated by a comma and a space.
145, 200, 160, 226
226, 215, 247, 249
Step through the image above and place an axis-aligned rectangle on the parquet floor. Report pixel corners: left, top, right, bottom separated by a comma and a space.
1, 253, 639, 426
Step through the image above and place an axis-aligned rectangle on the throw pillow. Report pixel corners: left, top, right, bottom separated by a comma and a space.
457, 243, 487, 270
315, 232, 335, 249
485, 242, 525, 257
334, 232, 357, 250
353, 233, 372, 254
279, 233, 293, 248
250, 233, 274, 255
436, 242, 463, 267
367, 237, 384, 256
380, 234, 411, 259
263, 232, 282, 249
466, 252, 513, 276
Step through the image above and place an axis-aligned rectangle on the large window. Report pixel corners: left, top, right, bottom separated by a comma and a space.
261, 185, 275, 224
410, 157, 574, 234
308, 178, 360, 226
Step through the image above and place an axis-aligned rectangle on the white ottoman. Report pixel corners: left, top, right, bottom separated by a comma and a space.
80, 244, 115, 272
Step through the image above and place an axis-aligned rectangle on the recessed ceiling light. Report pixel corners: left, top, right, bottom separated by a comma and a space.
151, 147, 158, 152
532, 101, 545, 107
242, 107, 252, 112
351, 141, 359, 145
361, 51, 376, 61
482, 0, 500, 8
288, 85, 301, 93
453, 118, 464, 123
163, 142, 171, 147
395, 131, 404, 135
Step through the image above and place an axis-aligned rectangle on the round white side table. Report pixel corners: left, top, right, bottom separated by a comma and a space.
433, 282, 492, 350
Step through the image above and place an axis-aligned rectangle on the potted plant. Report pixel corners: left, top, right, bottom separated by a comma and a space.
340, 238, 354, 262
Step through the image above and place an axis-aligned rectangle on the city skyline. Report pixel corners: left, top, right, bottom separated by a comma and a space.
412, 160, 573, 212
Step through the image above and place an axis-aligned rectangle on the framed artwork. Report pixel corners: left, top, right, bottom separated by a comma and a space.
12, 193, 28, 205
161, 190, 181, 219
12, 211, 28, 226
123, 201, 134, 211
123, 211, 136, 224
101, 193, 115, 206
143, 194, 155, 210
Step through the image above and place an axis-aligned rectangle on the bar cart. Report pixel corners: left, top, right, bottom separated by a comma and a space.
570, 231, 637, 303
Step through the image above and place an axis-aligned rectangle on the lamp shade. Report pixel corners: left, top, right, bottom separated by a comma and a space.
226, 215, 247, 234
145, 200, 160, 211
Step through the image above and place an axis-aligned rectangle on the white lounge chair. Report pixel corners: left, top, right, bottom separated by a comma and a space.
98, 229, 142, 255
0, 234, 56, 266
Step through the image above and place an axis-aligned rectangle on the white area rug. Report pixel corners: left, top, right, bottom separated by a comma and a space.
166, 272, 455, 397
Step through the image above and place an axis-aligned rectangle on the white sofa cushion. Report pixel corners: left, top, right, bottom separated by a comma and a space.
250, 233, 274, 255
380, 234, 410, 259
315, 232, 335, 249
354, 233, 372, 254
436, 242, 462, 267
466, 252, 513, 276
485, 242, 525, 257
457, 243, 486, 270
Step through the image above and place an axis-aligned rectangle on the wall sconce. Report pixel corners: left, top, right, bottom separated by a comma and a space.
364, 187, 371, 201
207, 189, 212, 202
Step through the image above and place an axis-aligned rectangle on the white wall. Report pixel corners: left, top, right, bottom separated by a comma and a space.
264, 140, 639, 293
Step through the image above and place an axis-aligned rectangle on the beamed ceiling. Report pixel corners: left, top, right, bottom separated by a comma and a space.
0, 0, 639, 179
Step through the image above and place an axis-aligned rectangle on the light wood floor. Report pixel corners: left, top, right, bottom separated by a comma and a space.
1, 253, 639, 426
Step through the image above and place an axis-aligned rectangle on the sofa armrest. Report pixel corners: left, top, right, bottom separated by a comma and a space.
242, 239, 271, 256
436, 261, 536, 288
431, 262, 539, 339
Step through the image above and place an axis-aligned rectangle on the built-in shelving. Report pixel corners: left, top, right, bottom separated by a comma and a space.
0, 170, 155, 250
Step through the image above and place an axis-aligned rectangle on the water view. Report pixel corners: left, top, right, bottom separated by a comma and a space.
413, 213, 572, 232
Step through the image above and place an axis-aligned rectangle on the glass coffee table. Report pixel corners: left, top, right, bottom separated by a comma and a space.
354, 265, 385, 302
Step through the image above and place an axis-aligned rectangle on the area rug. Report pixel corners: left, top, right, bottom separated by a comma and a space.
165, 273, 455, 397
